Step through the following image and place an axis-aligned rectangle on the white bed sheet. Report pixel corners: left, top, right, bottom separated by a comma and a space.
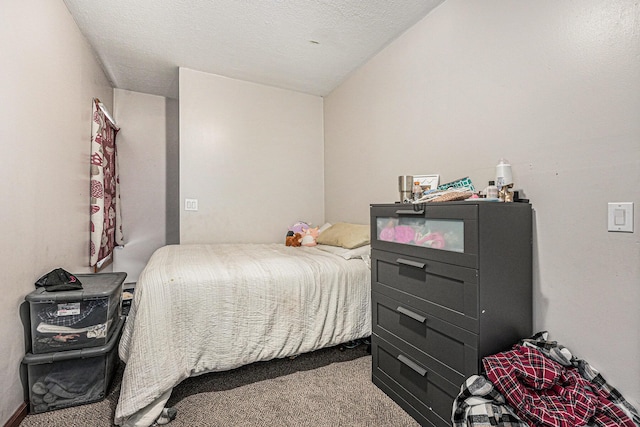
115, 243, 371, 426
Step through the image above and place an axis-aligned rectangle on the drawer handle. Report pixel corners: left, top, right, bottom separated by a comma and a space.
394, 209, 424, 215
396, 258, 425, 269
397, 306, 427, 323
397, 354, 427, 377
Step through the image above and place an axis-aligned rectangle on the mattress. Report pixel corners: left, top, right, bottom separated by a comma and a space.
115, 243, 371, 426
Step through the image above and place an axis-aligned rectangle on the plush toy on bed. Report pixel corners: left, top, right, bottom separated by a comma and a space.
299, 227, 319, 247
288, 221, 311, 235
286, 221, 311, 247
285, 232, 302, 247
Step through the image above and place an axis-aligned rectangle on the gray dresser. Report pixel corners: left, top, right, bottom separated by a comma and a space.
370, 202, 532, 427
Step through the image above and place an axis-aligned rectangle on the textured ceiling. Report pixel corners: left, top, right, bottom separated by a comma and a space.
63, 0, 444, 98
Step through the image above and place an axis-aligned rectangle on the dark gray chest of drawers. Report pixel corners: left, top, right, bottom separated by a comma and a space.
370, 202, 532, 427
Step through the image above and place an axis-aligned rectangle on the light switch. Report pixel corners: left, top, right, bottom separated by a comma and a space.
608, 202, 633, 232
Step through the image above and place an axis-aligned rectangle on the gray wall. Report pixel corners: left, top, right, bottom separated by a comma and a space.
0, 0, 114, 422
112, 89, 168, 283
324, 0, 639, 407
3, 2, 637, 425
166, 97, 180, 245
178, 68, 325, 244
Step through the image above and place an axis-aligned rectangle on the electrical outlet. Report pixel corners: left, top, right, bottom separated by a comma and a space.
185, 198, 198, 211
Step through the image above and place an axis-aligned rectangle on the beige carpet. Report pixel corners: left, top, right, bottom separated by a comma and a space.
19, 344, 420, 426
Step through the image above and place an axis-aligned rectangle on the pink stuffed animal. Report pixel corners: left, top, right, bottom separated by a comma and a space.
299, 227, 319, 247
289, 221, 310, 234
393, 225, 416, 244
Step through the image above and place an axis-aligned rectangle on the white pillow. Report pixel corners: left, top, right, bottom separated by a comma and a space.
318, 222, 332, 233
315, 244, 371, 260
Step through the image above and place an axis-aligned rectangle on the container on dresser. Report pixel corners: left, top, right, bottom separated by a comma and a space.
25, 272, 126, 354
22, 317, 124, 414
370, 202, 532, 427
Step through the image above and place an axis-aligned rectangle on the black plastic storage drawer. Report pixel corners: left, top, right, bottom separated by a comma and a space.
372, 249, 479, 332
22, 317, 124, 414
372, 336, 459, 427
26, 272, 126, 353
372, 291, 478, 387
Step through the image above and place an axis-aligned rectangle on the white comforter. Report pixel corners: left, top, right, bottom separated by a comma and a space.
115, 244, 371, 426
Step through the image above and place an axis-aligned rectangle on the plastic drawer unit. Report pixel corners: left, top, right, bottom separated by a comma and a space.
22, 316, 124, 414
26, 272, 126, 354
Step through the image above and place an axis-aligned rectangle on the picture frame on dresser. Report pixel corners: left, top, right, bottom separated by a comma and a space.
412, 174, 440, 191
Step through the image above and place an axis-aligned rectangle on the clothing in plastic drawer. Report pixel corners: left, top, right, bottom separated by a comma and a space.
26, 272, 125, 353
22, 317, 123, 413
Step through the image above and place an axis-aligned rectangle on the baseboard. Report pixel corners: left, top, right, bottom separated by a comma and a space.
3, 402, 27, 427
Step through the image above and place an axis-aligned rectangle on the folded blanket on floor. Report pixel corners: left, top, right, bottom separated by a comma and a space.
453, 332, 640, 427
483, 345, 636, 427
520, 331, 640, 426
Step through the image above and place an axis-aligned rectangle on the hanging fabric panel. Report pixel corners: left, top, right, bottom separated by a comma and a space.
90, 99, 123, 270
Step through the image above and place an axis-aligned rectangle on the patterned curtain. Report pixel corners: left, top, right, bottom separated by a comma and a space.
90, 99, 123, 270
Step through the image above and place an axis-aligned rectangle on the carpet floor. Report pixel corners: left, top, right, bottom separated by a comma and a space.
19, 343, 420, 426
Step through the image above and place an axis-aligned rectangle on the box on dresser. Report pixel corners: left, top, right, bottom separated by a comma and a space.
370, 202, 532, 427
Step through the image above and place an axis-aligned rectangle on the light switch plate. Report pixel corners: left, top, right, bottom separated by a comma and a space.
608, 202, 633, 232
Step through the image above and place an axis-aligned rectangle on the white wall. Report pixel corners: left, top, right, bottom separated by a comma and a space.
112, 89, 167, 283
179, 68, 325, 243
325, 0, 639, 408
0, 1, 113, 424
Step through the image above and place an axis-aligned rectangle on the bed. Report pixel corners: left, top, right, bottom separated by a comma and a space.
114, 242, 371, 426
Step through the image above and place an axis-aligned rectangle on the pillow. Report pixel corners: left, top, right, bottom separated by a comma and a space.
315, 222, 370, 249
318, 222, 332, 234
316, 244, 371, 260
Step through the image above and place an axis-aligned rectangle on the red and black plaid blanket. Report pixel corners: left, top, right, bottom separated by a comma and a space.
452, 332, 640, 427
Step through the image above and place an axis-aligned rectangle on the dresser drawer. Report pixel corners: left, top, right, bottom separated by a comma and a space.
373, 291, 478, 386
372, 249, 479, 332
371, 204, 478, 268
372, 335, 459, 427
